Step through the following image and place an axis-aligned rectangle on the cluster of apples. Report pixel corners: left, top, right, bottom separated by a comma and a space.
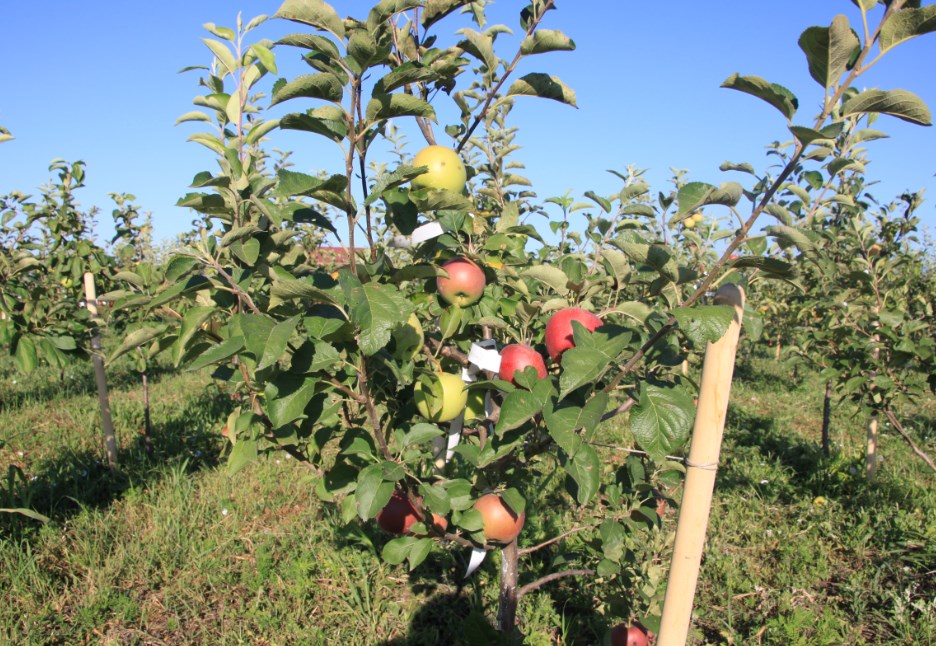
378, 146, 602, 546
682, 211, 705, 229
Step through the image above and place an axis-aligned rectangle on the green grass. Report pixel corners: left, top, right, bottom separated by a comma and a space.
1, 352, 933, 644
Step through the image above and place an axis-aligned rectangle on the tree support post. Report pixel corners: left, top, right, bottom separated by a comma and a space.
84, 273, 119, 471
657, 284, 745, 645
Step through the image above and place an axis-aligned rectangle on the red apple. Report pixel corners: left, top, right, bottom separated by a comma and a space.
376, 491, 447, 535
610, 622, 650, 646
544, 307, 602, 361
376, 491, 421, 534
473, 494, 525, 543
498, 343, 547, 385
437, 257, 486, 307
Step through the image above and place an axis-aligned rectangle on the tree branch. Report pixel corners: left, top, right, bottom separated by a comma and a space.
884, 408, 936, 474
518, 525, 594, 556
516, 569, 594, 599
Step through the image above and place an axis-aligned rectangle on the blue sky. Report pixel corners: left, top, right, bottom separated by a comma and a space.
2, 1, 935, 246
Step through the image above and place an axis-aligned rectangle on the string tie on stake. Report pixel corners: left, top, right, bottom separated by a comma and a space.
684, 459, 719, 472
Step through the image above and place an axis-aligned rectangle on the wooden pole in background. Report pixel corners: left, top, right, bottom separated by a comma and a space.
657, 284, 745, 646
84, 273, 119, 471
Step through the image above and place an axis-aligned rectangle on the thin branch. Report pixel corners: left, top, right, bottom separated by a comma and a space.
884, 409, 936, 474
516, 569, 594, 599
518, 525, 594, 556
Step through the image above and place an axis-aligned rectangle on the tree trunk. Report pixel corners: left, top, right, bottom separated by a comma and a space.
496, 539, 520, 637
84, 273, 119, 471
821, 381, 832, 458
141, 369, 154, 457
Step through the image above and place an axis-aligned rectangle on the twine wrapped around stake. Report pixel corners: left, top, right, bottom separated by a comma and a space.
657, 283, 745, 645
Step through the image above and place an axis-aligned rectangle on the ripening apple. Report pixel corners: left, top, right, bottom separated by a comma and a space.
377, 490, 448, 535
437, 257, 486, 307
498, 344, 547, 385
463, 388, 487, 423
610, 622, 650, 646
473, 493, 525, 543
414, 372, 468, 423
411, 145, 467, 193
392, 313, 424, 361
544, 307, 603, 362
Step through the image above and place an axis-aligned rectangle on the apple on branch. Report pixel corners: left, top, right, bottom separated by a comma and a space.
544, 307, 603, 362
411, 145, 467, 193
437, 257, 486, 307
498, 343, 547, 385
473, 493, 525, 544
414, 372, 468, 423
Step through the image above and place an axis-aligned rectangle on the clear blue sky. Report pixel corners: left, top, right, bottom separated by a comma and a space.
2, 1, 935, 246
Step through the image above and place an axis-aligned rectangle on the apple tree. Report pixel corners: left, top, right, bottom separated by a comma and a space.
111, 0, 936, 638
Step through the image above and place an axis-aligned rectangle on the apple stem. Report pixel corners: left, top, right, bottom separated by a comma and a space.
496, 538, 520, 634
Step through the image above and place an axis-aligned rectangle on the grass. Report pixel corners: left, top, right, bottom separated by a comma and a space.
1, 350, 933, 644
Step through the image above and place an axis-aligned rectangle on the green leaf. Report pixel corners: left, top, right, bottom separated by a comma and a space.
186, 336, 246, 372
108, 325, 168, 365
265, 374, 319, 429
721, 73, 798, 120
346, 281, 414, 356
730, 256, 796, 278
356, 463, 396, 520
275, 0, 346, 39
676, 181, 743, 217
562, 443, 600, 505
402, 423, 444, 448
365, 93, 437, 123
558, 325, 632, 400
798, 15, 860, 89
175, 110, 213, 125
841, 88, 932, 126
422, 0, 464, 29
14, 336, 37, 373
520, 29, 576, 55
280, 111, 349, 143
765, 225, 819, 253
364, 164, 427, 207
672, 305, 735, 347
457, 28, 498, 72
521, 265, 570, 295
543, 393, 608, 455
879, 5, 936, 53
271, 73, 344, 106
407, 538, 434, 570
495, 378, 555, 434
612, 241, 679, 283
202, 38, 237, 75
374, 63, 439, 94
258, 315, 301, 371
382, 536, 417, 565
505, 73, 577, 107
228, 436, 258, 474
276, 33, 342, 59
0, 507, 50, 523
629, 381, 695, 463
172, 306, 215, 367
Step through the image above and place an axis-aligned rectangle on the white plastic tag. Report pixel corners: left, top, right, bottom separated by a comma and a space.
445, 414, 463, 462
468, 342, 502, 373
411, 221, 445, 244
464, 547, 488, 578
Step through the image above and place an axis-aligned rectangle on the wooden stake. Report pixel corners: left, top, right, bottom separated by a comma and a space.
657, 284, 745, 646
84, 273, 119, 471
866, 413, 878, 480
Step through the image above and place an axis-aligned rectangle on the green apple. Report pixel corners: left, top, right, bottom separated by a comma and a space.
411, 145, 467, 193
392, 313, 424, 361
414, 372, 467, 423
463, 388, 487, 422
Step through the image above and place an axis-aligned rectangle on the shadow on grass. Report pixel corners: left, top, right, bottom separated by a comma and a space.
0, 362, 178, 414
1, 386, 234, 539
719, 402, 919, 510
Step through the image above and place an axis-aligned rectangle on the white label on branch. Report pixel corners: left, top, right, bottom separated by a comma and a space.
465, 547, 487, 578
446, 414, 463, 463
410, 221, 445, 244
468, 340, 501, 373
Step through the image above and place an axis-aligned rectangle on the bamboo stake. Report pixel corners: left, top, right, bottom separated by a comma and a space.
84, 273, 119, 470
657, 284, 745, 646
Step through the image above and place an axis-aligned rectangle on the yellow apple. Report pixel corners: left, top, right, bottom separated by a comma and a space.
414, 372, 467, 423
